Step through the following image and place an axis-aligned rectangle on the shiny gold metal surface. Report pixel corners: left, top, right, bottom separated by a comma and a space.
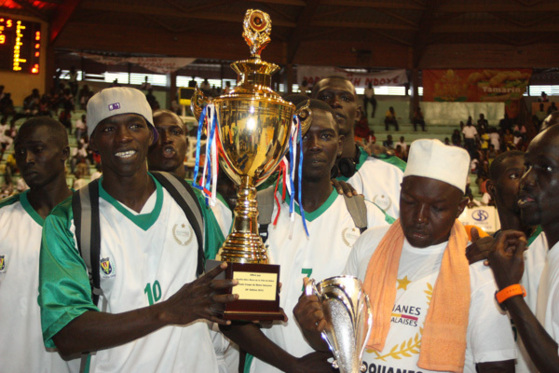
214, 9, 295, 263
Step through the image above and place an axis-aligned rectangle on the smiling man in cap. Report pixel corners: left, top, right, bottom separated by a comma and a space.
38, 87, 237, 372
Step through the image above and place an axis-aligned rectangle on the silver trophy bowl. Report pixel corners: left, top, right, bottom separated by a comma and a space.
306, 275, 373, 373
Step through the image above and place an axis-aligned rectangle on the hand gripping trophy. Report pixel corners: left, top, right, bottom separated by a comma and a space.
194, 10, 300, 320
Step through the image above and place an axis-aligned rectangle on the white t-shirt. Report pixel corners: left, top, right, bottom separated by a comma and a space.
462, 126, 478, 139
516, 229, 548, 373
0, 192, 79, 372
247, 190, 389, 373
345, 226, 516, 373
535, 241, 559, 362
39, 180, 220, 373
75, 119, 87, 131
489, 132, 500, 151
396, 141, 407, 152
345, 157, 404, 219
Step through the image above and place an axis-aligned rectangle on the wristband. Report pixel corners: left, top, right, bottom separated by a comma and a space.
496, 284, 526, 304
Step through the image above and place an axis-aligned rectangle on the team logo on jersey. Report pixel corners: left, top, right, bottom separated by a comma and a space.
100, 257, 114, 277
173, 223, 193, 246
342, 227, 360, 247
372, 194, 392, 212
0, 255, 5, 273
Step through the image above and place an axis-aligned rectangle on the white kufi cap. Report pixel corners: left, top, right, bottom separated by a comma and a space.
404, 139, 470, 193
86, 87, 154, 138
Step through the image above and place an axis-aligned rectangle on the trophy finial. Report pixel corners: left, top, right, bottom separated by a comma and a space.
243, 9, 272, 58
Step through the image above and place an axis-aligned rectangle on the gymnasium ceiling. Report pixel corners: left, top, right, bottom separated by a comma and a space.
3, 0, 559, 69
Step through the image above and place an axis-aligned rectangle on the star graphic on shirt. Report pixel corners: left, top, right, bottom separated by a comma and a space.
397, 276, 411, 290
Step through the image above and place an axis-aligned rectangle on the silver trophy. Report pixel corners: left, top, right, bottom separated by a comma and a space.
306, 276, 373, 373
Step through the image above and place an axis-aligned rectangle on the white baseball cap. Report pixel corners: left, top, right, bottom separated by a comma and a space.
404, 139, 470, 193
86, 87, 155, 138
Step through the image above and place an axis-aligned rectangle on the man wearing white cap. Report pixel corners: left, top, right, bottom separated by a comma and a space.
38, 87, 238, 372
295, 139, 516, 372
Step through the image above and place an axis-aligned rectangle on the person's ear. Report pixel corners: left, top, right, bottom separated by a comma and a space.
89, 134, 98, 153
61, 146, 70, 162
355, 105, 363, 123
486, 180, 496, 200
457, 196, 469, 217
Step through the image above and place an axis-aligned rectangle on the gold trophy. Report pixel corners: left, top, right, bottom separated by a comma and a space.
199, 9, 297, 320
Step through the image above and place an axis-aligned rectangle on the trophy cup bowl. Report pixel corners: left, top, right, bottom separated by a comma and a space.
308, 276, 373, 373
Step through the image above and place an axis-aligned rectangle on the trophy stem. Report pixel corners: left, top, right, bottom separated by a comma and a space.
218, 175, 269, 264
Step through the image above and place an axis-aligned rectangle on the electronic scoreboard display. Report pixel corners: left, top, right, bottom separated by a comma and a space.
0, 17, 41, 74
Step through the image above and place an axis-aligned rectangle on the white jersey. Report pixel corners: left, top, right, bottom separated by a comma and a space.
522, 229, 548, 310
535, 241, 559, 358
39, 179, 219, 373
345, 226, 516, 373
211, 195, 233, 237
344, 156, 404, 219
516, 229, 548, 373
0, 192, 78, 373
248, 190, 389, 373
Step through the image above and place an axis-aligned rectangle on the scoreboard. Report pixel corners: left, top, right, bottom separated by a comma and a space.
0, 17, 41, 74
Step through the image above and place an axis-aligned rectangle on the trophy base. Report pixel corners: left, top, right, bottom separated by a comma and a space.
207, 260, 284, 321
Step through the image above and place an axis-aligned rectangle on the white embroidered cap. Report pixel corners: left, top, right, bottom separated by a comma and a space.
404, 139, 470, 193
86, 87, 155, 138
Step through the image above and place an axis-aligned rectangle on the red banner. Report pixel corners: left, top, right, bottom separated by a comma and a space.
423, 69, 532, 102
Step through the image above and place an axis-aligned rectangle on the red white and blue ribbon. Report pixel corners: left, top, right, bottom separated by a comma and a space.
273, 114, 309, 237
193, 104, 218, 207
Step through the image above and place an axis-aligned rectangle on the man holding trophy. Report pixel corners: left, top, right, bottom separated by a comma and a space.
295, 139, 517, 373
222, 98, 389, 372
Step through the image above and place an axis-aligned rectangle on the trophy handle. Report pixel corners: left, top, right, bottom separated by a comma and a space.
295, 99, 312, 135
191, 88, 212, 122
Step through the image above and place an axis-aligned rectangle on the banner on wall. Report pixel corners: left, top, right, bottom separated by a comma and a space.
297, 66, 408, 89
423, 69, 532, 102
78, 53, 195, 74
423, 69, 532, 118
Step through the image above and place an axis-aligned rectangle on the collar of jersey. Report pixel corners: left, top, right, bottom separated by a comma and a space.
98, 173, 163, 230
283, 187, 338, 222
528, 225, 543, 246
20, 190, 44, 226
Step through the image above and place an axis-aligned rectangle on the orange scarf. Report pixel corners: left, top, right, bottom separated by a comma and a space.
363, 219, 470, 372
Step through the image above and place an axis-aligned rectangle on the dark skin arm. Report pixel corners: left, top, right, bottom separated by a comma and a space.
220, 322, 333, 373
488, 230, 559, 372
53, 262, 238, 358
476, 361, 515, 372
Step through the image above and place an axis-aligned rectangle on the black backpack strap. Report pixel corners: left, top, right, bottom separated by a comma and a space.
343, 194, 368, 234
256, 187, 276, 243
151, 171, 205, 276
72, 181, 102, 305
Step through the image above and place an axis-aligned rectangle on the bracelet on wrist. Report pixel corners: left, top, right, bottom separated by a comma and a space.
495, 284, 526, 310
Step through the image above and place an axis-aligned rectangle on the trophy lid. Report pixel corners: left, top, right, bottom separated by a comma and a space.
230, 9, 280, 93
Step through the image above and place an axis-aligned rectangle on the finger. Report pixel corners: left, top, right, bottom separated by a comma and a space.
470, 227, 480, 242
202, 262, 228, 281
210, 279, 238, 290
316, 319, 327, 332
208, 315, 232, 326
212, 293, 239, 303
